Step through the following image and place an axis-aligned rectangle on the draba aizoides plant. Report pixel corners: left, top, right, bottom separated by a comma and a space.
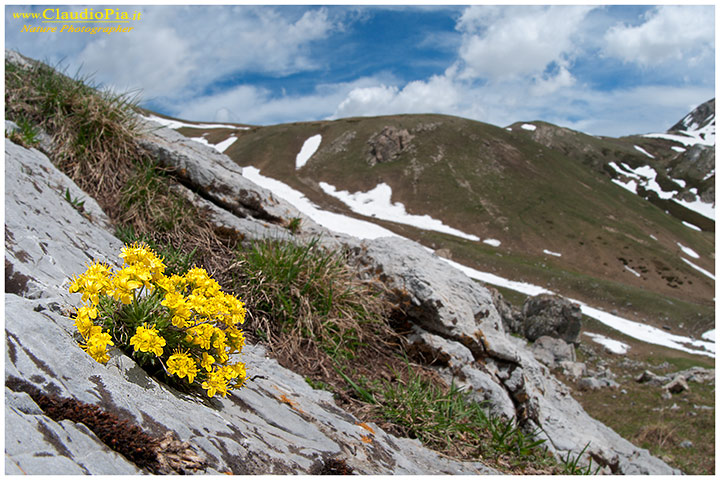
69, 243, 247, 398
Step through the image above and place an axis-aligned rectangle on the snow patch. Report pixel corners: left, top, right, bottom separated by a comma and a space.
681, 257, 715, 281
677, 242, 700, 259
671, 146, 687, 153
612, 178, 638, 194
215, 136, 237, 153
672, 178, 686, 188
682, 221, 702, 232
624, 265, 641, 277
543, 249, 562, 257
188, 135, 237, 154
319, 182, 480, 241
634, 145, 655, 158
701, 329, 715, 342
650, 234, 658, 240
295, 134, 322, 169
241, 167, 396, 240
644, 130, 714, 147
142, 114, 243, 130
703, 169, 715, 181
584, 332, 630, 354
484, 239, 501, 247
521, 123, 537, 131
672, 197, 715, 221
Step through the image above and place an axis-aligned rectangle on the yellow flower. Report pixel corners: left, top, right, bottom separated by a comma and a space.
200, 352, 215, 372
110, 266, 144, 304
166, 350, 198, 384
187, 323, 214, 350
224, 294, 247, 326
81, 331, 114, 364
201, 369, 229, 398
129, 323, 166, 357
120, 243, 166, 281
69, 261, 112, 305
74, 305, 99, 339
226, 327, 246, 353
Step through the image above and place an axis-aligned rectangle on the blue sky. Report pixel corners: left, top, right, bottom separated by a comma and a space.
4, 4, 715, 136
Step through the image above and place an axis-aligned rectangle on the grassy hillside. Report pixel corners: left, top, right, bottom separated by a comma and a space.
176, 113, 714, 340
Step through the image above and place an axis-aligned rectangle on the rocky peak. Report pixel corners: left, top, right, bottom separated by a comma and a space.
669, 98, 715, 134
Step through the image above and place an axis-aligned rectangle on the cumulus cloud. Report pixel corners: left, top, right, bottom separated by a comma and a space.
454, 5, 594, 80
603, 6, 714, 66
332, 75, 462, 118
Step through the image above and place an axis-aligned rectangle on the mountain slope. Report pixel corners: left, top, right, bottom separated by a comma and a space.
153, 108, 714, 342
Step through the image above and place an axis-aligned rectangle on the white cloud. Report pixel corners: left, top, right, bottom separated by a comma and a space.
332, 74, 462, 119
455, 5, 594, 80
7, 6, 338, 103
172, 76, 386, 125
604, 6, 714, 66
77, 24, 194, 98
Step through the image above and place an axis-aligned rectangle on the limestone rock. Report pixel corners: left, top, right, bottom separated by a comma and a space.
522, 294, 582, 344
531, 336, 576, 367
367, 126, 414, 166
664, 377, 690, 394
636, 370, 668, 386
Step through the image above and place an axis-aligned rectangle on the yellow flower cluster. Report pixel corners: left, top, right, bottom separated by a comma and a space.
69, 243, 248, 397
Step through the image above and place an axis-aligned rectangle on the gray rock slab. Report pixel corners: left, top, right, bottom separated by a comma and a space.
5, 140, 123, 300
138, 120, 309, 227
5, 389, 142, 475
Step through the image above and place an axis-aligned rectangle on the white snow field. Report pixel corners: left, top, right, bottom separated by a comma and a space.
584, 332, 630, 354
188, 135, 237, 154
484, 239, 501, 247
521, 123, 537, 131
543, 249, 562, 257
295, 134, 322, 169
319, 181, 480, 241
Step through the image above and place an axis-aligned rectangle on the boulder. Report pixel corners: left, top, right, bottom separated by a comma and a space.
531, 336, 576, 367
522, 294, 582, 344
559, 361, 587, 382
664, 377, 690, 394
636, 370, 668, 386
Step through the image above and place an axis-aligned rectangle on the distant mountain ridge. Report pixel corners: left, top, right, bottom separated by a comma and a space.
151, 101, 714, 343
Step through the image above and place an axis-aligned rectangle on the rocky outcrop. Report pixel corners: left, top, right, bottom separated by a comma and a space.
346, 236, 679, 474
5, 112, 680, 474
523, 294, 582, 345
367, 126, 414, 166
4, 139, 498, 475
